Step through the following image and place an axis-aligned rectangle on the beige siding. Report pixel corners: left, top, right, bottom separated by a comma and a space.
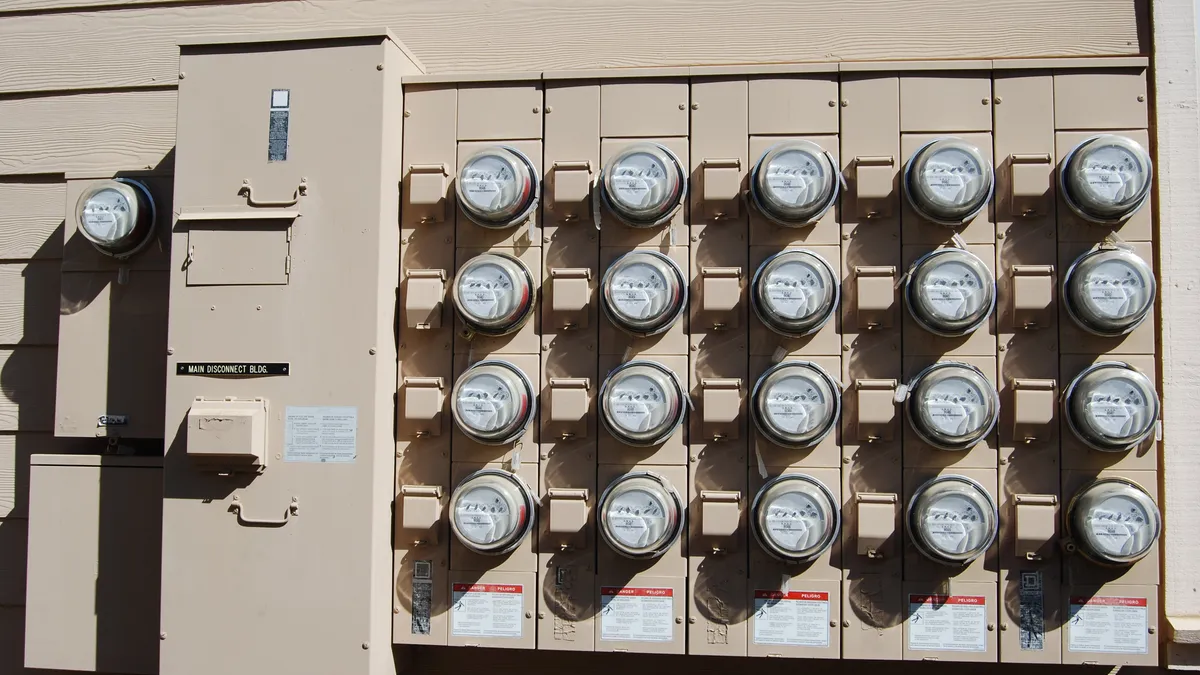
0, 183, 65, 260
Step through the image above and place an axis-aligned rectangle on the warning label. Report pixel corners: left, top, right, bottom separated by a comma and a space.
600, 587, 674, 643
908, 595, 988, 653
1067, 596, 1148, 654
753, 590, 831, 647
450, 583, 523, 639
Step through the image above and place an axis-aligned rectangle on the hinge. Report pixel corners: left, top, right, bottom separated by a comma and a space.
285, 256, 292, 275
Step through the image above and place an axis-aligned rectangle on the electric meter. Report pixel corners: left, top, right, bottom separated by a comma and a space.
751, 249, 839, 337
598, 471, 685, 559
750, 474, 840, 563
450, 468, 536, 555
907, 475, 998, 565
74, 179, 156, 257
600, 250, 687, 337
905, 362, 999, 451
1067, 477, 1161, 566
1061, 135, 1153, 224
904, 248, 996, 337
599, 143, 687, 227
904, 138, 993, 225
455, 146, 539, 228
1063, 362, 1159, 452
450, 360, 536, 445
599, 360, 687, 447
452, 252, 535, 336
750, 361, 841, 449
1063, 247, 1155, 337
749, 141, 839, 226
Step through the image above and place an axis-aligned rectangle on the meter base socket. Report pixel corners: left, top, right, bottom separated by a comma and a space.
185, 398, 268, 472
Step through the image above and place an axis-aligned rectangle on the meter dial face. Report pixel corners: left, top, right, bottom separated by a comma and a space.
907, 475, 998, 565
751, 250, 839, 337
751, 474, 840, 562
455, 146, 538, 228
904, 139, 993, 225
452, 252, 535, 336
905, 248, 996, 337
599, 361, 686, 447
75, 179, 155, 256
750, 141, 839, 226
598, 471, 685, 559
450, 360, 536, 445
751, 361, 840, 449
601, 143, 687, 227
450, 469, 536, 555
600, 250, 687, 337
1069, 478, 1161, 566
907, 362, 999, 451
1064, 362, 1159, 452
1063, 248, 1155, 336
1062, 135, 1153, 223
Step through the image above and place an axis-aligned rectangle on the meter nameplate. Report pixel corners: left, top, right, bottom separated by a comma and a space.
1011, 265, 1054, 330
855, 379, 898, 441
1067, 596, 1148, 654
600, 587, 674, 643
406, 269, 447, 330
268, 89, 290, 162
1014, 494, 1057, 560
284, 406, 357, 463
855, 266, 896, 329
907, 595, 988, 653
450, 583, 524, 639
177, 362, 289, 376
752, 590, 831, 648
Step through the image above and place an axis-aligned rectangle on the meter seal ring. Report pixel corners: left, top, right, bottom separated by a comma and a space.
1060, 247, 1156, 337
750, 248, 840, 338
77, 178, 158, 259
749, 360, 842, 450
1064, 476, 1161, 566
1062, 360, 1159, 453
597, 470, 685, 559
750, 473, 841, 563
748, 142, 841, 228
1059, 135, 1153, 225
906, 474, 998, 566
598, 142, 688, 228
451, 252, 537, 337
902, 247, 997, 338
598, 359, 687, 447
449, 467, 537, 556
904, 361, 999, 452
456, 145, 541, 230
449, 359, 537, 446
599, 250, 688, 338
902, 138, 995, 228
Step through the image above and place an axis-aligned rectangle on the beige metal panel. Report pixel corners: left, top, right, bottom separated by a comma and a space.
1062, 584, 1158, 666
749, 246, 841, 357
450, 461, 539, 573
542, 80, 600, 237
1054, 69, 1148, 130
55, 270, 168, 439
999, 450, 1060, 568
0, 182, 65, 260
900, 74, 993, 132
23, 455, 162, 675
1055, 130, 1152, 243
751, 355, 842, 470
0, 348, 57, 432
455, 140, 543, 248
902, 356, 998, 469
747, 578, 840, 659
601, 79, 688, 138
445, 571, 538, 650
1059, 354, 1157, 473
598, 246, 689, 356
0, 433, 93, 519
536, 436, 596, 652
457, 83, 543, 141
842, 574, 905, 660
748, 76, 839, 136
748, 135, 841, 247
1062, 470, 1160, 587
450, 353, 540, 464
0, 262, 58, 346
690, 77, 747, 227
395, 445, 452, 646
597, 354, 687, 466
902, 581, 999, 662
903, 467, 999, 583
900, 132, 996, 245
453, 247, 542, 356
598, 138, 689, 248
1057, 241, 1156, 356
1000, 570, 1061, 663
901, 244, 998, 358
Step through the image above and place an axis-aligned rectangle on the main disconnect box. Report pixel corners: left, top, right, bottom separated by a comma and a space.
153, 30, 1159, 672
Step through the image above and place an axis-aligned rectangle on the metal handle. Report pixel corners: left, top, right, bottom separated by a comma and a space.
230, 495, 298, 527
239, 179, 307, 208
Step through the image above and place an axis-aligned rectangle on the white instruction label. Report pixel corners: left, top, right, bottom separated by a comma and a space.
284, 406, 357, 463
600, 587, 674, 642
450, 583, 523, 639
1067, 596, 1148, 654
753, 590, 830, 647
907, 594, 988, 652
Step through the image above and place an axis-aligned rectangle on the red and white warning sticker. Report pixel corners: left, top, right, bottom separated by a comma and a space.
600, 587, 674, 643
752, 590, 831, 647
1067, 596, 1148, 654
450, 583, 523, 639
907, 595, 988, 653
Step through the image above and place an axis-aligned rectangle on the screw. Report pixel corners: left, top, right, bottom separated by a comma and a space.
167, 347, 174, 355
994, 96, 1003, 104
1149, 626, 1156, 634
526, 611, 533, 618
362, 642, 370, 649
843, 457, 850, 464
675, 617, 683, 624
369, 348, 377, 355
444, 237, 452, 244
376, 64, 384, 71
842, 233, 851, 240
842, 344, 850, 352
210, 305, 215, 311
842, 620, 850, 627
690, 344, 698, 351
987, 623, 995, 631
543, 343, 550, 351
1138, 95, 1146, 102
691, 103, 699, 110
399, 343, 406, 350
394, 607, 400, 614
404, 110, 411, 118
679, 103, 686, 110
830, 620, 837, 627
256, 305, 262, 311
982, 98, 990, 105
178, 72, 185, 80
545, 106, 553, 113
690, 455, 698, 461
543, 236, 551, 243
997, 231, 1006, 239
690, 235, 699, 242
538, 612, 546, 619
532, 107, 540, 113
998, 344, 1007, 352
1000, 623, 1008, 631
689, 617, 697, 624
275, 453, 281, 460
160, 632, 167, 640
828, 100, 837, 107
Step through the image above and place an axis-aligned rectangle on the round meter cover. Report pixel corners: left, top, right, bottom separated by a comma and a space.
1061, 135, 1153, 224
907, 475, 998, 565
600, 143, 687, 227
450, 360, 536, 445
906, 362, 999, 451
598, 471, 685, 559
450, 468, 536, 555
751, 474, 840, 563
1063, 247, 1155, 337
455, 146, 539, 228
75, 179, 156, 257
1064, 361, 1159, 453
1068, 477, 1161, 566
749, 141, 839, 226
905, 248, 996, 337
600, 250, 687, 337
904, 138, 994, 225
599, 360, 687, 447
751, 361, 841, 449
751, 249, 839, 337
452, 252, 535, 336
